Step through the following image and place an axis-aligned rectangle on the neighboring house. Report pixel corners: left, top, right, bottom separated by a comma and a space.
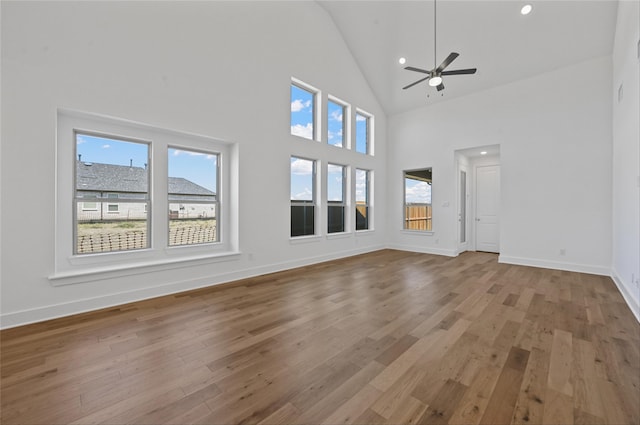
76, 161, 216, 221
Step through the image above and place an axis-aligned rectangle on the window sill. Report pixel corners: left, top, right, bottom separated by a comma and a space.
289, 235, 322, 244
401, 230, 435, 236
49, 251, 241, 286
355, 229, 375, 236
327, 232, 352, 240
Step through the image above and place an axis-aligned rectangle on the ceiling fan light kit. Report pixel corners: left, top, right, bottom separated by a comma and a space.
402, 0, 477, 93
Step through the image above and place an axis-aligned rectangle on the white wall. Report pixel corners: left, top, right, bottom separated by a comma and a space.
387, 56, 613, 276
611, 0, 640, 320
0, 2, 387, 328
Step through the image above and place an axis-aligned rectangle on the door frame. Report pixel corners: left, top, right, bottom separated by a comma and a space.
457, 162, 470, 254
473, 162, 501, 253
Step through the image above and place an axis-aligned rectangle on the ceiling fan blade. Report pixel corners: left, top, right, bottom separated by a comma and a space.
403, 76, 430, 90
436, 52, 459, 73
441, 68, 477, 76
404, 66, 431, 75
436, 83, 445, 91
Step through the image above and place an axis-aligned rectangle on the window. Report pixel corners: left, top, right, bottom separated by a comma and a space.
327, 164, 346, 233
55, 109, 237, 282
404, 168, 432, 231
75, 134, 149, 254
291, 157, 316, 237
355, 168, 371, 230
82, 202, 97, 211
355, 110, 372, 155
107, 193, 119, 213
168, 147, 219, 246
327, 98, 346, 148
291, 82, 316, 140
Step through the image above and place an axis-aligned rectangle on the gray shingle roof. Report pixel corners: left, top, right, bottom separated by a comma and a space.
76, 161, 215, 198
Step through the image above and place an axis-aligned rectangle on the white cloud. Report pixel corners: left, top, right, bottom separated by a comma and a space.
172, 150, 217, 162
405, 181, 431, 204
291, 123, 313, 140
291, 99, 311, 112
290, 157, 313, 175
101, 144, 111, 149
330, 110, 343, 122
356, 114, 368, 122
292, 187, 313, 200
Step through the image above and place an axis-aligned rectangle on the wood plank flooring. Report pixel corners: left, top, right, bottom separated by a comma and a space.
1, 250, 639, 424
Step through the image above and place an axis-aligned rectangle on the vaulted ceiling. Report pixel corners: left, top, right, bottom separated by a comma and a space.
318, 0, 618, 116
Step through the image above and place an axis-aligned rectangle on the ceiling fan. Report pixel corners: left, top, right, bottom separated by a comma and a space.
403, 0, 477, 92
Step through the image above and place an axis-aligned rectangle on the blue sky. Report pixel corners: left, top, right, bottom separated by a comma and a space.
405, 178, 432, 204
290, 157, 314, 201
290, 85, 314, 140
355, 113, 368, 154
76, 134, 217, 192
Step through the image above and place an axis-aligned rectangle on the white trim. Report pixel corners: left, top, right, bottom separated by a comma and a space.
1, 245, 383, 330
386, 243, 457, 257
400, 230, 435, 236
611, 268, 640, 323
50, 252, 241, 286
498, 255, 610, 276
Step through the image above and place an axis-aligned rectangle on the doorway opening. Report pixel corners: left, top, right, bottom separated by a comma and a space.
454, 145, 500, 254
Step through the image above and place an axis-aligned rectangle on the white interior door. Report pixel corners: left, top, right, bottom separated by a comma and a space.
475, 165, 500, 253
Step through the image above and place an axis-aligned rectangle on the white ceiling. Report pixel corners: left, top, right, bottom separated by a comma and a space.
318, 0, 618, 116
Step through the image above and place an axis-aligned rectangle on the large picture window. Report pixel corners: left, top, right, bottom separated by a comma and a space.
327, 164, 346, 233
75, 134, 150, 254
55, 109, 237, 282
291, 157, 316, 237
404, 168, 432, 231
355, 168, 371, 231
168, 148, 219, 246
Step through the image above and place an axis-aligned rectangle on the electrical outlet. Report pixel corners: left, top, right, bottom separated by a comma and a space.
559, 248, 566, 256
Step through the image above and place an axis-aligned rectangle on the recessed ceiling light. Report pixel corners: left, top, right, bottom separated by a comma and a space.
399, 57, 406, 65
480, 151, 487, 155
521, 4, 532, 15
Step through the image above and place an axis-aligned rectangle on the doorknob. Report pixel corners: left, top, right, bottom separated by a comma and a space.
476, 218, 480, 221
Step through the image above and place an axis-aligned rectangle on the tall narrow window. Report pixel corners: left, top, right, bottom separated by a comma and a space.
291, 83, 315, 140
404, 168, 432, 231
355, 168, 370, 230
168, 148, 219, 246
327, 99, 345, 148
327, 164, 346, 233
291, 157, 316, 237
75, 133, 149, 254
355, 111, 371, 154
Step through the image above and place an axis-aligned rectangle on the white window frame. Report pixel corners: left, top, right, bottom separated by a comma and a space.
290, 156, 318, 238
403, 168, 433, 232
291, 77, 321, 142
53, 109, 239, 285
167, 146, 220, 247
327, 95, 350, 149
327, 163, 347, 234
355, 168, 373, 231
355, 109, 374, 156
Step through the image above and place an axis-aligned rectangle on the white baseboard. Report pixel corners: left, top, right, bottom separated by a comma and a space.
498, 255, 610, 276
611, 269, 640, 323
386, 243, 457, 257
0, 245, 384, 330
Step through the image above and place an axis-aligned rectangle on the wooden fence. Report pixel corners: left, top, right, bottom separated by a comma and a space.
405, 205, 432, 231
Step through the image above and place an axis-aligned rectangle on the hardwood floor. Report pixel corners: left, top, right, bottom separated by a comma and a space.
1, 250, 638, 424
